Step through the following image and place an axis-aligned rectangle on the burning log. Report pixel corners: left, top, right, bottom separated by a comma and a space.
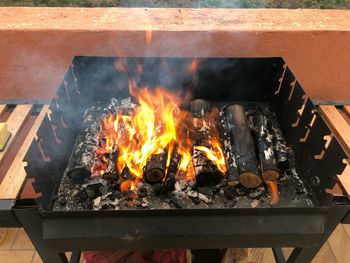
190, 99, 210, 117
219, 106, 240, 186
164, 149, 180, 192
191, 99, 223, 186
117, 166, 134, 186
102, 150, 119, 182
67, 99, 120, 183
143, 150, 167, 184
192, 148, 222, 186
226, 105, 262, 188
251, 114, 279, 181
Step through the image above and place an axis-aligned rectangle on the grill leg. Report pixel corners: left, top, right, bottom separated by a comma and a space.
13, 207, 68, 263
272, 247, 286, 263
70, 251, 81, 263
286, 206, 349, 263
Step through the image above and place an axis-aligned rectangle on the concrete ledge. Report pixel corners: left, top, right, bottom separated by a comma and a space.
0, 8, 349, 101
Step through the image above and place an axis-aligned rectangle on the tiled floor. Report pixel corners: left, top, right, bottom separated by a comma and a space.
1, 225, 350, 262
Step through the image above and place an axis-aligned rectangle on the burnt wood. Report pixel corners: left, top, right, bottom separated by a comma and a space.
251, 114, 279, 181
191, 99, 223, 186
66, 124, 99, 183
66, 99, 119, 183
226, 105, 262, 188
219, 106, 240, 186
143, 151, 167, 184
102, 150, 119, 183
164, 148, 180, 192
271, 123, 289, 170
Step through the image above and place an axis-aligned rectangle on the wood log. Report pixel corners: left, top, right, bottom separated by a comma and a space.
67, 99, 119, 183
67, 114, 100, 183
251, 114, 279, 181
192, 147, 222, 186
102, 150, 119, 182
164, 149, 180, 192
219, 106, 240, 186
190, 99, 210, 117
143, 150, 167, 184
226, 105, 262, 188
191, 99, 223, 186
270, 122, 289, 170
117, 166, 134, 186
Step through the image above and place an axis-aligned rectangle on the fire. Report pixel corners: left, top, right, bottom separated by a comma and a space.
96, 83, 226, 184
265, 180, 279, 205
194, 138, 227, 173
120, 180, 135, 192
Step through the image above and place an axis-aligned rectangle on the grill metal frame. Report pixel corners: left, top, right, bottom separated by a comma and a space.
1, 56, 349, 263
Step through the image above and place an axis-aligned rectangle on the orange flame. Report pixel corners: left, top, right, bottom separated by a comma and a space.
265, 180, 279, 205
120, 180, 135, 192
97, 83, 226, 184
194, 138, 227, 174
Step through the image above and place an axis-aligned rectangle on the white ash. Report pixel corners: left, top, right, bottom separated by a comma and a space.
93, 196, 102, 210
187, 190, 198, 198
82, 178, 108, 188
172, 190, 186, 199
198, 193, 211, 204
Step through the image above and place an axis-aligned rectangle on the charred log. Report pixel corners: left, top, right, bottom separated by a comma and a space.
190, 99, 210, 117
270, 123, 289, 170
164, 149, 180, 192
67, 99, 121, 183
117, 166, 134, 186
226, 105, 262, 188
192, 147, 222, 186
143, 150, 167, 184
219, 106, 240, 186
191, 99, 223, 186
251, 114, 279, 181
102, 150, 119, 183
67, 109, 100, 183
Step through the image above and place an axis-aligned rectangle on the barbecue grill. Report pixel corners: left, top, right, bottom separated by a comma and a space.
0, 56, 348, 263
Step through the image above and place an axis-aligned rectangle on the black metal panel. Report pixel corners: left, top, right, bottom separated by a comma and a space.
270, 67, 295, 120
285, 99, 315, 147
292, 115, 332, 205
312, 138, 347, 195
42, 208, 325, 250
0, 200, 20, 227
23, 56, 350, 212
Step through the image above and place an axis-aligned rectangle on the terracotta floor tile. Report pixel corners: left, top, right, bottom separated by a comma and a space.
282, 247, 293, 259
261, 248, 275, 263
32, 252, 42, 263
0, 251, 34, 263
342, 224, 350, 239
11, 228, 34, 250
0, 228, 19, 251
328, 225, 350, 263
33, 252, 81, 263
312, 241, 337, 263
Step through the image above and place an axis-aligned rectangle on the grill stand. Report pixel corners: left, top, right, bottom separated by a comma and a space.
10, 200, 350, 263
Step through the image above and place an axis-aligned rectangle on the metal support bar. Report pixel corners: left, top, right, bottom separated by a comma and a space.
0, 200, 21, 227
13, 207, 68, 263
286, 206, 349, 263
272, 247, 286, 263
70, 251, 81, 263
